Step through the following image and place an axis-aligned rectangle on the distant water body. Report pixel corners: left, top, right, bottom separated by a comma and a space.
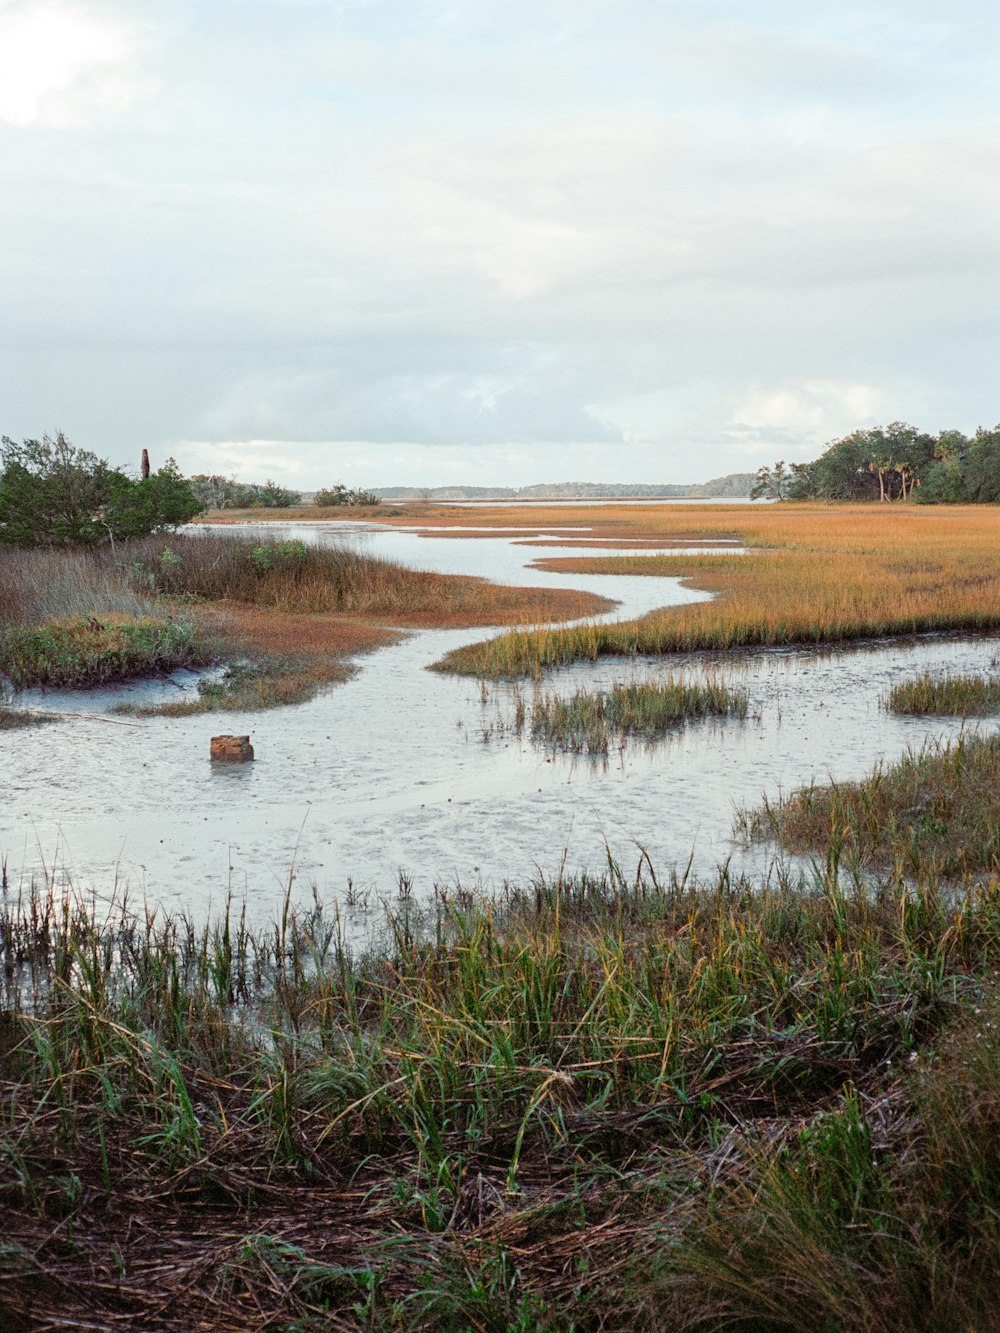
421, 497, 760, 508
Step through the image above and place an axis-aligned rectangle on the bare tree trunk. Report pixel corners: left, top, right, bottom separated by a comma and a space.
141, 448, 150, 480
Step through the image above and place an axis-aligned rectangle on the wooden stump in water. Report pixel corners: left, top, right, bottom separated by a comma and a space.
210, 734, 254, 762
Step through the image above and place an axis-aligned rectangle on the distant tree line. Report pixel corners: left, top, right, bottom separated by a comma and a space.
752, 423, 1000, 503
188, 475, 302, 509
188, 476, 381, 509
372, 472, 756, 501
0, 433, 202, 547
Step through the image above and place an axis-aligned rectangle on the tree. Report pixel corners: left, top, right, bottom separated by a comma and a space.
256, 479, 301, 508
0, 433, 203, 547
104, 459, 204, 540
786, 461, 819, 500
0, 432, 121, 546
797, 423, 936, 501
314, 484, 381, 507
188, 473, 251, 509
961, 427, 1000, 503
750, 461, 791, 501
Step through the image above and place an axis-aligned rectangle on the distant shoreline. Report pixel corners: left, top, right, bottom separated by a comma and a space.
372, 471, 754, 501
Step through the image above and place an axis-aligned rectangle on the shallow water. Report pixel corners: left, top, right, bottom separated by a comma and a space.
1, 521, 996, 928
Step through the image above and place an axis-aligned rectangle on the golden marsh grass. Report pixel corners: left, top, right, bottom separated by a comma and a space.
432, 503, 1000, 676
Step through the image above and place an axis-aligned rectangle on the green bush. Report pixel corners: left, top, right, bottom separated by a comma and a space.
0, 434, 203, 547
247, 539, 308, 573
314, 484, 381, 507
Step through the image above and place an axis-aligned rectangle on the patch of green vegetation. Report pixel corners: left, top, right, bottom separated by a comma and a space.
2, 864, 1000, 1327
889, 670, 1000, 716
113, 657, 353, 716
524, 677, 747, 753
0, 615, 212, 689
246, 538, 308, 573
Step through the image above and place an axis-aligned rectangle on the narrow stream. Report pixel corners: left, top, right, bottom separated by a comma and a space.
2, 520, 996, 929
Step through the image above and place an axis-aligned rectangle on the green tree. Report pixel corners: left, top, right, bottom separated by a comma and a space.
0, 433, 203, 547
254, 479, 301, 508
314, 484, 381, 507
750, 461, 791, 501
961, 427, 1000, 503
104, 459, 204, 540
800, 423, 936, 501
915, 430, 971, 504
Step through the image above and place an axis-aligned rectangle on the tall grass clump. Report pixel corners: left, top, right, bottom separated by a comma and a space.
740, 730, 1000, 878
524, 677, 746, 753
0, 545, 211, 692
0, 546, 154, 626
890, 670, 1000, 715
646, 1007, 1000, 1331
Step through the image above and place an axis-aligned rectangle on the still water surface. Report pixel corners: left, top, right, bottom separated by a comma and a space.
1, 521, 996, 924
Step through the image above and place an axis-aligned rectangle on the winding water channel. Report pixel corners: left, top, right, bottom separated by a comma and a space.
2, 519, 996, 928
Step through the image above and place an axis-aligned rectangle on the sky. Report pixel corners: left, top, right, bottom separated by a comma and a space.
1, 1, 998, 488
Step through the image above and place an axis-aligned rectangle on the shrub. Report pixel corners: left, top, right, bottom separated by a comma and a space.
0, 434, 202, 547
314, 485, 381, 507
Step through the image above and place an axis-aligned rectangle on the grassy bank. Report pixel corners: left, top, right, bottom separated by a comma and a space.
739, 729, 1000, 879
523, 677, 747, 753
0, 534, 610, 708
143, 531, 610, 627
431, 503, 1000, 677
0, 615, 210, 689
1, 860, 999, 1329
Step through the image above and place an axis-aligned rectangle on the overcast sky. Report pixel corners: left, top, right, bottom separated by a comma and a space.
1, 1, 997, 487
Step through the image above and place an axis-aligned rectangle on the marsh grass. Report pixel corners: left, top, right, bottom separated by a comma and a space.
0, 533, 605, 705
890, 670, 1000, 715
2, 858, 1000, 1327
129, 532, 610, 624
523, 677, 747, 753
432, 504, 1000, 677
0, 546, 154, 626
739, 730, 1000, 878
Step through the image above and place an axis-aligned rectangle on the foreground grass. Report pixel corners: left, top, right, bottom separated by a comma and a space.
1, 862, 999, 1329
739, 729, 1000, 879
524, 677, 747, 753
432, 503, 1000, 677
890, 670, 1000, 716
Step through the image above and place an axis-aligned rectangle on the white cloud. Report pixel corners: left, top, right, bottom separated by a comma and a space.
0, 2, 997, 481
0, 1, 139, 127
